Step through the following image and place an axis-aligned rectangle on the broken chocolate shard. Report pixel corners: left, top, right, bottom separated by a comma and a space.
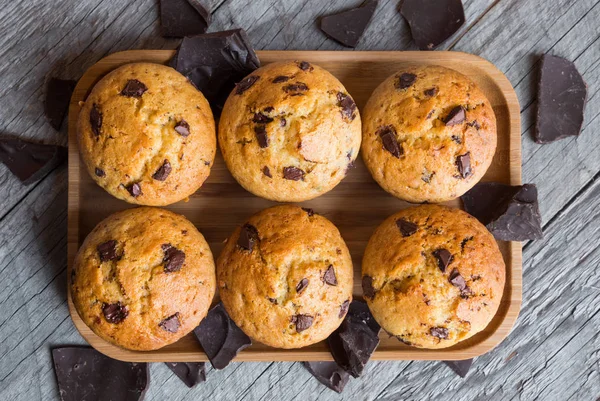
292, 314, 314, 332
272, 75, 290, 83
160, 0, 211, 38
302, 361, 350, 393
323, 265, 338, 286
319, 0, 378, 48
45, 78, 76, 130
396, 219, 418, 237
444, 105, 466, 126
102, 302, 128, 324
456, 152, 472, 178
400, 0, 465, 50
236, 75, 259, 95
449, 268, 471, 297
237, 223, 259, 251
362, 275, 375, 299
126, 182, 142, 197
152, 159, 172, 181
396, 73, 417, 90
377, 125, 402, 158
159, 313, 181, 333
283, 166, 305, 181
0, 136, 66, 185
52, 347, 148, 401
97, 240, 118, 262
193, 302, 252, 370
535, 54, 587, 144
262, 166, 272, 178
430, 327, 449, 339
296, 278, 309, 294
432, 249, 453, 272
337, 92, 357, 121
253, 112, 273, 124
162, 244, 186, 273
120, 79, 148, 97
298, 61, 314, 71
254, 125, 269, 148
339, 300, 350, 318
443, 359, 473, 378
165, 362, 206, 388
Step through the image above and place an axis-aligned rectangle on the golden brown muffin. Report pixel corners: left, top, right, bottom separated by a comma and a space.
217, 205, 353, 348
71, 207, 216, 351
361, 65, 497, 203
362, 205, 505, 349
218, 60, 362, 202
77, 63, 216, 206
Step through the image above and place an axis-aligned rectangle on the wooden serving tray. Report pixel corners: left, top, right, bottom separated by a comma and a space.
67, 50, 522, 362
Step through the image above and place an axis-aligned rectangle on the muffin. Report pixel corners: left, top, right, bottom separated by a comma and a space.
362, 205, 505, 349
71, 207, 216, 351
361, 65, 497, 203
217, 205, 353, 348
77, 62, 216, 206
218, 60, 362, 202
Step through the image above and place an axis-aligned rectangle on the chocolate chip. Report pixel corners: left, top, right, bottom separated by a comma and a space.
396, 73, 417, 90
377, 125, 402, 158
237, 223, 259, 251
283, 166, 305, 181
152, 159, 172, 181
90, 104, 102, 136
253, 112, 273, 124
422, 169, 434, 183
120, 79, 148, 97
164, 362, 206, 388
337, 92, 357, 121
254, 125, 269, 148
449, 268, 471, 297
0, 137, 67, 185
97, 240, 118, 262
263, 106, 274, 113
430, 327, 449, 339
268, 297, 278, 305
160, 0, 211, 38
162, 244, 186, 273
236, 75, 259, 95
94, 167, 105, 177
319, 0, 378, 48
296, 278, 309, 294
456, 152, 472, 178
272, 75, 290, 83
45, 78, 76, 130
302, 362, 350, 393
125, 183, 142, 197
174, 120, 190, 136
362, 275, 375, 299
262, 166, 272, 178
298, 61, 313, 71
396, 219, 418, 237
444, 106, 466, 126
443, 359, 473, 378
424, 87, 438, 97
102, 302, 128, 324
283, 82, 309, 95
280, 117, 287, 127
467, 120, 481, 130
302, 207, 314, 216
400, 0, 465, 50
339, 300, 350, 318
292, 314, 314, 332
159, 313, 181, 333
451, 135, 462, 144
323, 265, 338, 286
432, 249, 453, 272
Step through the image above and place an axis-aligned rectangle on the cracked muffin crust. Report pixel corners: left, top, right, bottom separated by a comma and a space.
77, 63, 216, 206
218, 60, 362, 202
217, 205, 353, 348
362, 205, 505, 349
71, 207, 216, 351
361, 65, 497, 203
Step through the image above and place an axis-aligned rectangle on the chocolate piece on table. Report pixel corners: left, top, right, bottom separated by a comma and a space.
328, 300, 381, 377
160, 0, 211, 38
193, 302, 252, 370
535, 54, 587, 144
302, 361, 350, 393
52, 347, 148, 401
461, 182, 543, 241
45, 78, 76, 130
400, 0, 465, 50
0, 136, 66, 185
165, 362, 206, 388
319, 0, 378, 48
443, 359, 473, 378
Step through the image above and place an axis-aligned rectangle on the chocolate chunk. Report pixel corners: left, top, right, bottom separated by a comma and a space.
456, 152, 472, 178
162, 244, 186, 273
378, 125, 402, 158
400, 0, 465, 50
302, 207, 314, 216
292, 314, 314, 332
430, 327, 449, 339
362, 275, 375, 299
165, 362, 206, 388
90, 104, 102, 136
444, 106, 466, 126
296, 278, 309, 294
45, 78, 76, 130
262, 166, 272, 178
263, 106, 274, 113
535, 55, 587, 143
120, 79, 148, 97
280, 117, 287, 127
396, 219, 418, 237
461, 182, 543, 241
449, 268, 471, 297
254, 125, 269, 148
0, 136, 66, 185
319, 0, 377, 48
97, 240, 118, 262
159, 313, 181, 333
253, 112, 273, 124
424, 87, 438, 97
236, 75, 259, 95
443, 359, 473, 378
272, 75, 290, 83
268, 297, 278, 305
283, 82, 309, 95
337, 92, 357, 121
396, 73, 417, 90
298, 61, 314, 71
432, 249, 453, 272
323, 265, 338, 286
126, 182, 142, 197
283, 166, 305, 181
193, 303, 252, 369
160, 0, 211, 38
52, 347, 148, 401
153, 159, 172, 181
174, 120, 190, 136
94, 167, 105, 177
339, 300, 350, 318
237, 223, 259, 251
302, 361, 350, 393
422, 169, 434, 183
328, 300, 381, 378
102, 302, 128, 324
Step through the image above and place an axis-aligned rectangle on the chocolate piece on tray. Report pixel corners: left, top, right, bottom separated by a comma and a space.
165, 362, 206, 388
45, 78, 76, 130
160, 0, 211, 38
400, 0, 465, 50
0, 136, 66, 185
319, 0, 378, 48
443, 359, 473, 378
302, 361, 351, 393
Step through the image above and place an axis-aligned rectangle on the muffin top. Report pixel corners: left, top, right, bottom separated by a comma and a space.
217, 205, 353, 349
71, 207, 216, 351
362, 205, 505, 349
361, 65, 497, 203
77, 62, 216, 206
218, 60, 362, 202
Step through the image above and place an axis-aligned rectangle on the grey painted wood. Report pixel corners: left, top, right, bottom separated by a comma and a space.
0, 1, 598, 400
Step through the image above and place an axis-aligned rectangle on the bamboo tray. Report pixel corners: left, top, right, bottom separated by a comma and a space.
67, 50, 522, 362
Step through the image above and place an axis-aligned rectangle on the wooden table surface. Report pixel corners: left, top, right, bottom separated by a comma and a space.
0, 0, 598, 400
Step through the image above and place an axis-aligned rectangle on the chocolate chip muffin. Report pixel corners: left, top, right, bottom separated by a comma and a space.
362, 205, 505, 349
361, 65, 497, 203
71, 207, 216, 351
77, 62, 216, 206
218, 60, 361, 202
217, 205, 353, 348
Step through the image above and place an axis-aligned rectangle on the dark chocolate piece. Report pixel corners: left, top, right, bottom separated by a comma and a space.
159, 313, 181, 333
424, 87, 438, 97
430, 327, 449, 339
296, 278, 309, 294
153, 159, 172, 181
162, 244, 186, 273
339, 300, 350, 318
461, 182, 543, 241
126, 183, 141, 197
449, 268, 471, 297
102, 302, 128, 324
95, 167, 105, 177
254, 125, 269, 148
443, 359, 473, 378
193, 302, 252, 369
253, 112, 273, 124
378, 125, 401, 158
272, 75, 290, 83
0, 136, 66, 185
236, 75, 259, 95
337, 92, 357, 121
432, 249, 453, 272
302, 207, 314, 216
280, 117, 287, 127
400, 0, 465, 50
302, 361, 350, 393
319, 0, 377, 48
323, 265, 337, 286
262, 166, 272, 178
283, 166, 305, 181
298, 61, 314, 71
45, 78, 76, 130
292, 314, 314, 332
160, 0, 211, 38
165, 362, 206, 388
120, 79, 148, 98
97, 240, 118, 262
237, 223, 259, 251
174, 120, 190, 137
535, 55, 587, 143
396, 73, 417, 90
283, 82, 309, 95
396, 219, 418, 237
456, 152, 471, 178
90, 104, 102, 136
52, 347, 148, 401
362, 276, 375, 299
444, 106, 466, 126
